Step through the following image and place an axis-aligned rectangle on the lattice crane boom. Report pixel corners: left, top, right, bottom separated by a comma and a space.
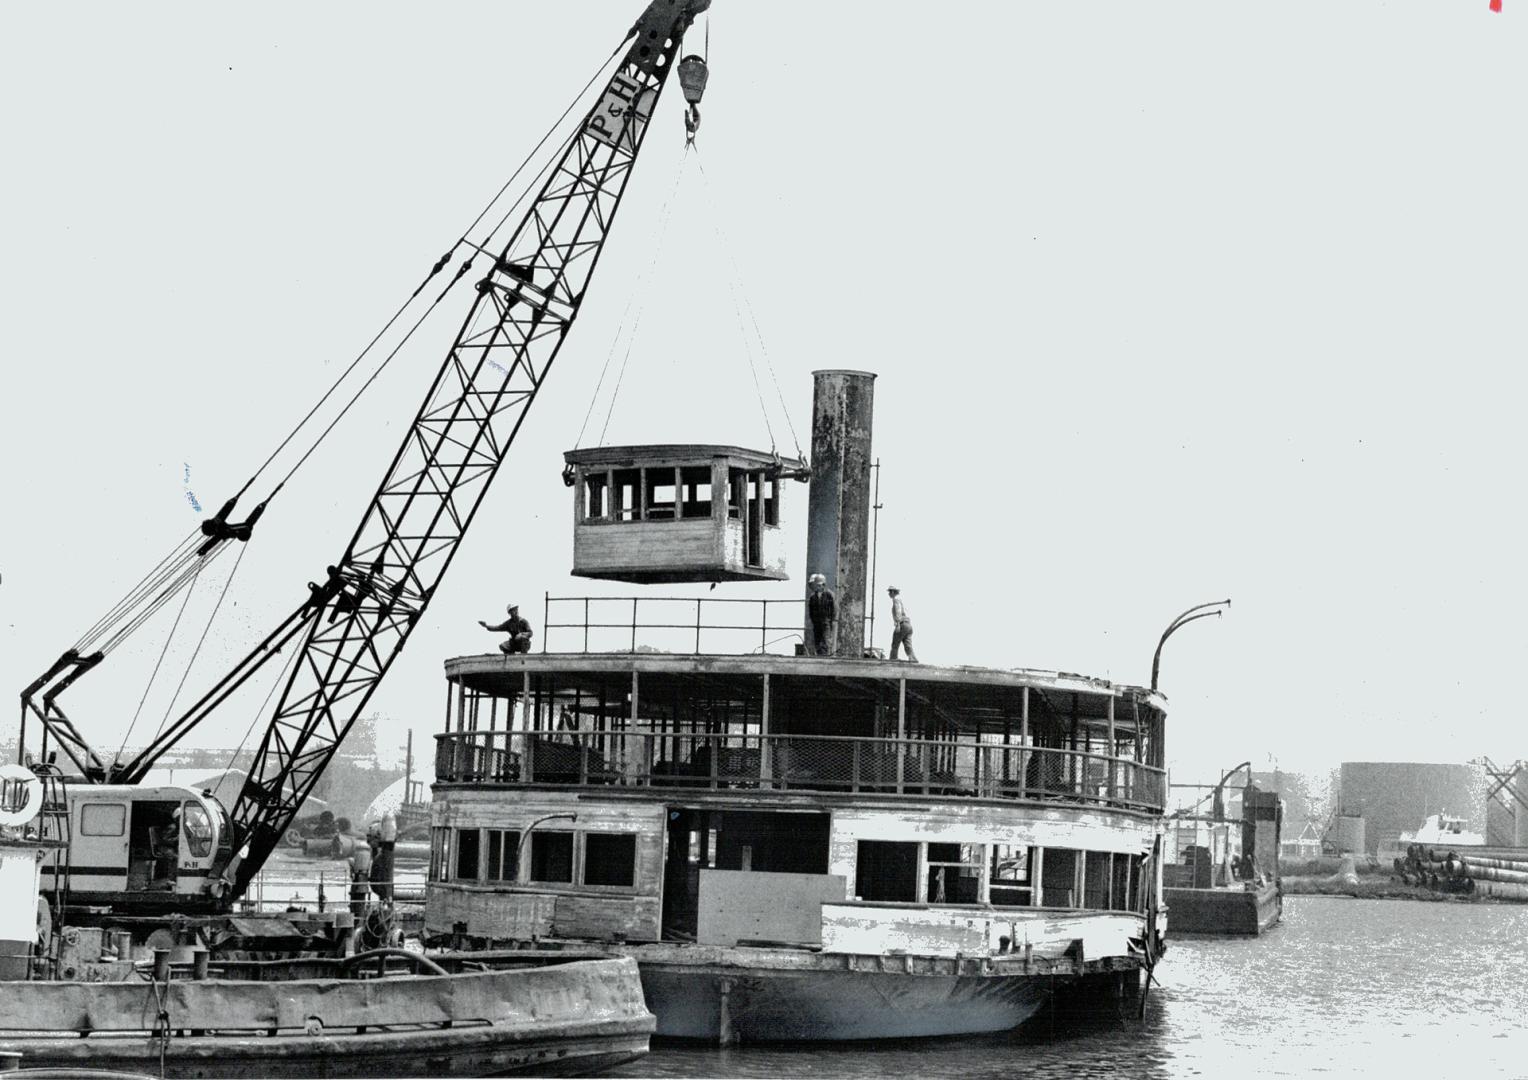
217, 0, 711, 896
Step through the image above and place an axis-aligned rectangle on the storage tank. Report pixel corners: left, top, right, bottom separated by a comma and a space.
1333, 813, 1365, 856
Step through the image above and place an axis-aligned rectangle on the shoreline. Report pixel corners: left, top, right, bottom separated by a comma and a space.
1281, 876, 1495, 903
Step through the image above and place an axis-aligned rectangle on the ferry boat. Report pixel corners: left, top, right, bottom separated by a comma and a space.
421, 371, 1172, 1042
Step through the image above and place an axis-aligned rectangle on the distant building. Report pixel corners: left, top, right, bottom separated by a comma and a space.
1337, 762, 1488, 855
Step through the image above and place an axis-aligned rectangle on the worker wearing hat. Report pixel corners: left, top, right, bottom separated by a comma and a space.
887, 586, 918, 662
807, 572, 836, 656
479, 603, 534, 655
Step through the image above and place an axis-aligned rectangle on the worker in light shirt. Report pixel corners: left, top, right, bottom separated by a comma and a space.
887, 586, 918, 662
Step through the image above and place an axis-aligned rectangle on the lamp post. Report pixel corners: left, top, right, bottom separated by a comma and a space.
1150, 599, 1230, 692
517, 812, 577, 884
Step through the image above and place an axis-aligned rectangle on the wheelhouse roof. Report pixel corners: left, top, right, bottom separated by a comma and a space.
563, 444, 807, 470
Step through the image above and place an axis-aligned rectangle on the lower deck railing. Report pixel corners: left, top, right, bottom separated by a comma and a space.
434, 730, 1165, 812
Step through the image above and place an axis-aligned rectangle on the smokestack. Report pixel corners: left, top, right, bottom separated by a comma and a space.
804, 370, 876, 657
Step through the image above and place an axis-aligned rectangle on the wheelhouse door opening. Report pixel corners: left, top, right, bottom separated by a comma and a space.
661, 807, 830, 941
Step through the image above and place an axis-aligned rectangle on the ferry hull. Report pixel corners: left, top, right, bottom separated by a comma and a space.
640, 964, 1050, 1041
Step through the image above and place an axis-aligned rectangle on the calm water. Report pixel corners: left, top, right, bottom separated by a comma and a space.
610, 896, 1528, 1079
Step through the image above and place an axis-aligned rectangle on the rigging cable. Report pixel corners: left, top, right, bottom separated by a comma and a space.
695, 155, 805, 461
595, 146, 695, 445
73, 528, 202, 653
114, 556, 207, 766
148, 540, 251, 750
221, 636, 303, 781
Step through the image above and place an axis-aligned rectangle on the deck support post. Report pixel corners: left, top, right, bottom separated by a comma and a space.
759, 674, 772, 784
1106, 694, 1116, 803
717, 977, 736, 1046
1018, 686, 1029, 799
896, 677, 907, 795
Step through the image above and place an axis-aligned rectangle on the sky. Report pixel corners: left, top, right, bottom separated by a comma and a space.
1, 1, 1524, 786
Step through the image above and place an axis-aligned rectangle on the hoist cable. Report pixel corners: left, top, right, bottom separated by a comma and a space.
115, 557, 206, 766
149, 540, 251, 751
596, 146, 693, 445
695, 156, 804, 460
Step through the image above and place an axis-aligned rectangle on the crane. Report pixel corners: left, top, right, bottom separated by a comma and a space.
18, 0, 712, 911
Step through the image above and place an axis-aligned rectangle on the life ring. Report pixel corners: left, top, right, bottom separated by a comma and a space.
0, 764, 41, 828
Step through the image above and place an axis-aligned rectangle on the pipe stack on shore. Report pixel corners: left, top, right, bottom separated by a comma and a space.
1393, 846, 1528, 901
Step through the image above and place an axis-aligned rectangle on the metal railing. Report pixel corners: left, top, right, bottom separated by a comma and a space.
541, 594, 806, 655
434, 730, 1166, 812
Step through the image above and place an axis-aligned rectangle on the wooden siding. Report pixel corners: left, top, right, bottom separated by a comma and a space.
696, 869, 848, 946
574, 518, 719, 575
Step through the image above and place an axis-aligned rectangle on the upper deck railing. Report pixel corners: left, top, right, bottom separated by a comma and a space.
541, 594, 812, 655
434, 729, 1167, 813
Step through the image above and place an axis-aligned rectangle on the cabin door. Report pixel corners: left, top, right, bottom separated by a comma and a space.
126, 800, 181, 892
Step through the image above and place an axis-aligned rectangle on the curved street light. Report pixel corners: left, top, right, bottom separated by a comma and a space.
1150, 598, 1230, 692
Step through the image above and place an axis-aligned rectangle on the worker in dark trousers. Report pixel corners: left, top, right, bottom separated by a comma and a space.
888, 586, 918, 662
807, 573, 836, 655
480, 604, 534, 654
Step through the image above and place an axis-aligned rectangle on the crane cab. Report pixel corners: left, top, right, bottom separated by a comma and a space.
565, 445, 805, 584
42, 784, 232, 915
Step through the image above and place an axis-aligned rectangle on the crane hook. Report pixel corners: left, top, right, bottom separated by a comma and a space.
677, 55, 709, 145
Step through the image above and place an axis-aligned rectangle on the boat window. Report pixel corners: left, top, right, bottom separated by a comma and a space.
763, 477, 779, 527
727, 469, 745, 519
925, 843, 982, 904
81, 803, 126, 837
614, 468, 642, 522
680, 466, 712, 519
854, 840, 918, 903
584, 832, 637, 887
485, 829, 519, 882
645, 468, 677, 521
181, 801, 213, 859
529, 830, 575, 883
430, 827, 451, 881
1041, 847, 1079, 907
456, 828, 481, 882
1083, 851, 1112, 909
1111, 853, 1132, 911
988, 844, 1034, 907
583, 471, 609, 521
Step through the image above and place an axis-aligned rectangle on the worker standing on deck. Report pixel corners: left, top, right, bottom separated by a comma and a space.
887, 586, 918, 662
480, 604, 534, 654
807, 573, 836, 656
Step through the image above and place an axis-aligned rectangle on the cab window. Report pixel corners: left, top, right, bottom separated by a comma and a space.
182, 801, 214, 858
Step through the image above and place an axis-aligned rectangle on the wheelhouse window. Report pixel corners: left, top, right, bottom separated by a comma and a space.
680, 466, 712, 519
583, 472, 609, 521
430, 827, 451, 881
614, 468, 642, 521
644, 468, 677, 520
529, 830, 575, 883
925, 843, 982, 904
584, 832, 637, 887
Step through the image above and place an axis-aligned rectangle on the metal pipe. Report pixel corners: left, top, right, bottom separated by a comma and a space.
1150, 599, 1230, 691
